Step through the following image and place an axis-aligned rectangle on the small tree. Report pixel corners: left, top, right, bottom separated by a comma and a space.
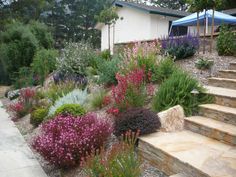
96, 7, 119, 52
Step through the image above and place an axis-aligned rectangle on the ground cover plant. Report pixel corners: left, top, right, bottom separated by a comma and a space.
161, 34, 199, 60
54, 104, 86, 117
152, 70, 212, 116
32, 113, 113, 168
195, 58, 214, 70
30, 108, 49, 127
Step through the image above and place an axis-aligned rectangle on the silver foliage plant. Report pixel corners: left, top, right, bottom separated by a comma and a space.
56, 42, 95, 76
48, 89, 88, 116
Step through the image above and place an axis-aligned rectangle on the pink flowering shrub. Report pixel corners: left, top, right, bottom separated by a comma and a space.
8, 88, 36, 120
32, 113, 113, 168
112, 68, 151, 111
120, 41, 161, 81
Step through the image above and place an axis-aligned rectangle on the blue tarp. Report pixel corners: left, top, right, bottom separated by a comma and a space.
172, 10, 236, 26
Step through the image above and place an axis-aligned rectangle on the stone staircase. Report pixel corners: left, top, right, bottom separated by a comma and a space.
138, 62, 236, 177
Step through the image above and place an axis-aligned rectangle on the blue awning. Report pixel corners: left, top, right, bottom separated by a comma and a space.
172, 10, 236, 26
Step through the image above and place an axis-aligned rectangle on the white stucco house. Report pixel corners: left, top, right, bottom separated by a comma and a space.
95, 0, 190, 52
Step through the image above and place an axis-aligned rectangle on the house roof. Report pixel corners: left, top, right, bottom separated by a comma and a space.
222, 8, 236, 16
113, 1, 190, 18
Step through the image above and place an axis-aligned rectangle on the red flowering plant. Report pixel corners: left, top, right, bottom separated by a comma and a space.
111, 68, 150, 111
32, 113, 113, 168
7, 87, 36, 120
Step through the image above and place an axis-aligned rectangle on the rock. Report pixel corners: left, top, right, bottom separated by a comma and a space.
158, 105, 185, 132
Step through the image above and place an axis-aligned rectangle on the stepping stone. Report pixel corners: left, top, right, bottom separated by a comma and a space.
204, 86, 236, 108
185, 116, 236, 145
208, 77, 236, 90
139, 130, 236, 177
199, 104, 236, 126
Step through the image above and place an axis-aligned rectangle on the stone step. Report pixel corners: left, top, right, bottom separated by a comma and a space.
169, 173, 188, 177
199, 104, 236, 126
185, 116, 236, 145
208, 77, 236, 90
138, 130, 236, 177
204, 86, 236, 108
229, 62, 236, 70
218, 70, 236, 79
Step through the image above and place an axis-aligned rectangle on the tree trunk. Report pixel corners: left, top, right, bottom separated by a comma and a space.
203, 9, 207, 54
108, 24, 110, 52
210, 8, 215, 53
197, 11, 200, 54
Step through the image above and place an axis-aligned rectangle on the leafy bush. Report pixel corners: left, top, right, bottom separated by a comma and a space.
56, 42, 96, 76
0, 22, 38, 81
100, 49, 111, 60
7, 88, 36, 119
195, 58, 214, 70
216, 26, 236, 56
161, 35, 199, 60
48, 89, 88, 116
90, 90, 107, 110
32, 113, 113, 168
31, 49, 58, 85
12, 67, 35, 89
97, 56, 120, 86
152, 57, 178, 83
114, 108, 161, 136
152, 70, 212, 116
29, 21, 54, 49
30, 108, 48, 127
0, 44, 10, 84
82, 131, 142, 177
112, 68, 150, 111
54, 104, 86, 117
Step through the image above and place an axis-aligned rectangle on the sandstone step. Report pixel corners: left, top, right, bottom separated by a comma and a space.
169, 173, 188, 177
185, 116, 236, 145
204, 86, 236, 108
218, 70, 236, 79
229, 62, 236, 70
199, 104, 236, 126
138, 130, 236, 177
208, 77, 236, 90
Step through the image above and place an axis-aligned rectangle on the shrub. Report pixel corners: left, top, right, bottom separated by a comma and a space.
119, 41, 161, 80
12, 67, 35, 89
100, 49, 111, 60
0, 22, 38, 82
90, 90, 107, 110
54, 104, 86, 117
152, 70, 212, 116
195, 58, 214, 70
32, 113, 113, 168
30, 108, 48, 127
7, 88, 36, 119
216, 26, 236, 56
161, 35, 199, 60
112, 68, 149, 111
0, 44, 10, 84
114, 108, 161, 136
48, 89, 88, 116
29, 21, 54, 49
152, 57, 178, 83
82, 131, 142, 177
97, 55, 120, 86
56, 42, 96, 76
31, 49, 58, 85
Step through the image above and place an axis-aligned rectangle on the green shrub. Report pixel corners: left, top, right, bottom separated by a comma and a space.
31, 49, 58, 85
13, 67, 35, 89
90, 90, 107, 110
100, 49, 111, 60
29, 21, 54, 49
0, 44, 10, 84
30, 108, 48, 126
216, 26, 236, 56
97, 56, 120, 86
152, 70, 212, 116
152, 57, 178, 83
54, 104, 86, 117
195, 58, 214, 70
0, 22, 38, 81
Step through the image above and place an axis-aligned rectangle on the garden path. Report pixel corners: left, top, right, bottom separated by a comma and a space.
0, 101, 47, 177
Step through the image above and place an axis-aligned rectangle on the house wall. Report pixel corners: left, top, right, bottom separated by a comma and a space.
100, 7, 178, 52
